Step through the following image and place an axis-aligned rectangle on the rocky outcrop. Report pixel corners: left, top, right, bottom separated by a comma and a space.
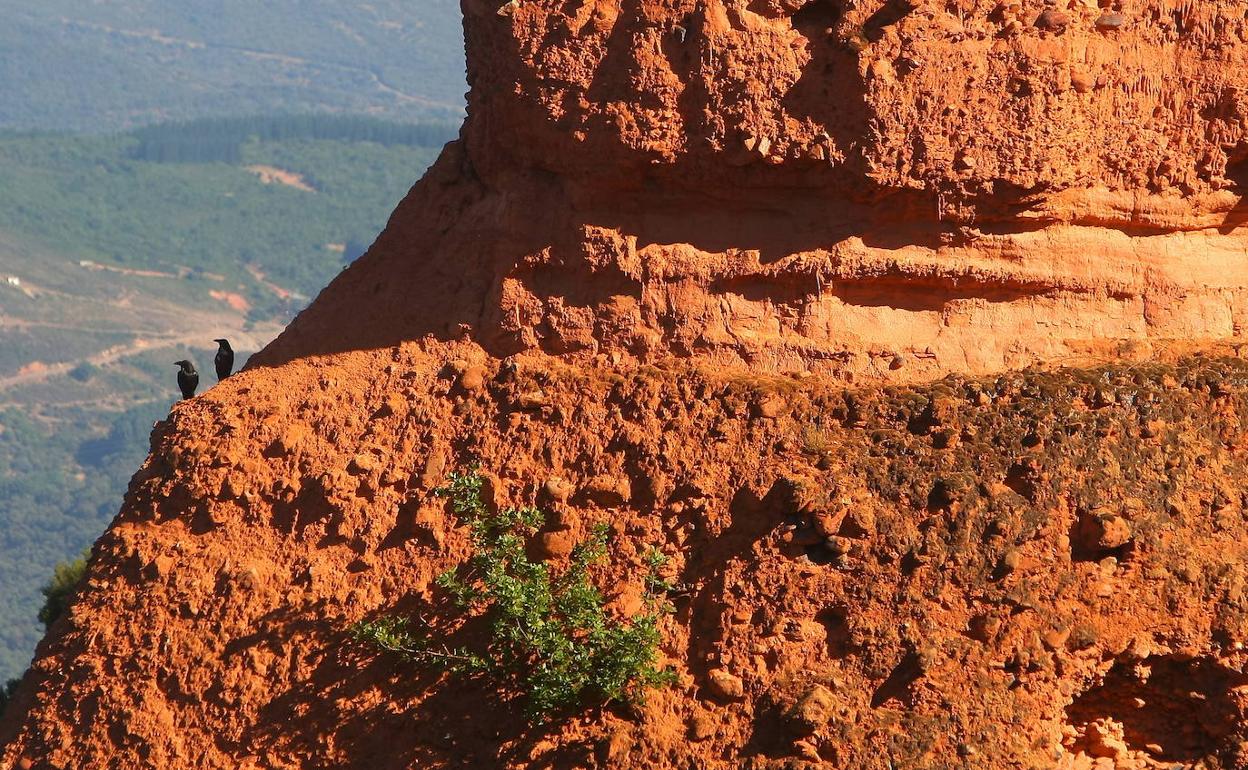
8, 0, 1248, 768
8, 351, 1248, 769
263, 0, 1248, 382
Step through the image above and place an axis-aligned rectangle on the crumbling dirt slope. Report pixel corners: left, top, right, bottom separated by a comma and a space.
8, 350, 1248, 769
9, 0, 1248, 767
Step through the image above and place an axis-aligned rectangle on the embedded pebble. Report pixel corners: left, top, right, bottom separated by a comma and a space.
707, 669, 744, 700
1095, 12, 1125, 30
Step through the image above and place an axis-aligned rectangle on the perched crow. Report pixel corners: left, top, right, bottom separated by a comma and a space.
175, 360, 199, 400
213, 338, 234, 381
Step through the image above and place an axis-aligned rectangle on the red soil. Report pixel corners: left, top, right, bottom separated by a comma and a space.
8, 0, 1248, 768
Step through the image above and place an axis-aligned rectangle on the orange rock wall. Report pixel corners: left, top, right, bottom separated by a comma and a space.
271, 0, 1248, 382
7, 1, 1248, 769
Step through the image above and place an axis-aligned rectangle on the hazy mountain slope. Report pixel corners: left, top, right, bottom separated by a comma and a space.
0, 0, 465, 131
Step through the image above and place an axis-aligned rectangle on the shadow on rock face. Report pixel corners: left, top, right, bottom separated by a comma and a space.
1063, 655, 1248, 764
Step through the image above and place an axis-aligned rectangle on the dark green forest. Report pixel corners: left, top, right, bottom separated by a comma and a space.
129, 115, 459, 163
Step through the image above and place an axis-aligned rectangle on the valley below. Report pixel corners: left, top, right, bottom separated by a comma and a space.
0, 118, 452, 680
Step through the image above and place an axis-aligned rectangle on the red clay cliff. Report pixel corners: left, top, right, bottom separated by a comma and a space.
8, 1, 1248, 768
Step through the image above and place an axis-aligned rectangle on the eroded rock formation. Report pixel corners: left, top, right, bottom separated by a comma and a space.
266, 0, 1248, 382
7, 0, 1248, 768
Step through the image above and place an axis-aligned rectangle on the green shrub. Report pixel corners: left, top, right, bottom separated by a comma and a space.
352, 470, 675, 720
37, 548, 89, 631
67, 362, 98, 382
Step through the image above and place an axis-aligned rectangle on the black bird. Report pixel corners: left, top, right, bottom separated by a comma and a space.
213, 338, 234, 381
175, 360, 199, 400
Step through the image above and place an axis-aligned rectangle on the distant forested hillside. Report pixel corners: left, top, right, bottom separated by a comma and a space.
0, 0, 465, 132
0, 118, 450, 681
129, 115, 459, 163
0, 116, 456, 325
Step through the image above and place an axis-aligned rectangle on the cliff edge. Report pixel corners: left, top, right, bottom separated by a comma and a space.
8, 1, 1248, 768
